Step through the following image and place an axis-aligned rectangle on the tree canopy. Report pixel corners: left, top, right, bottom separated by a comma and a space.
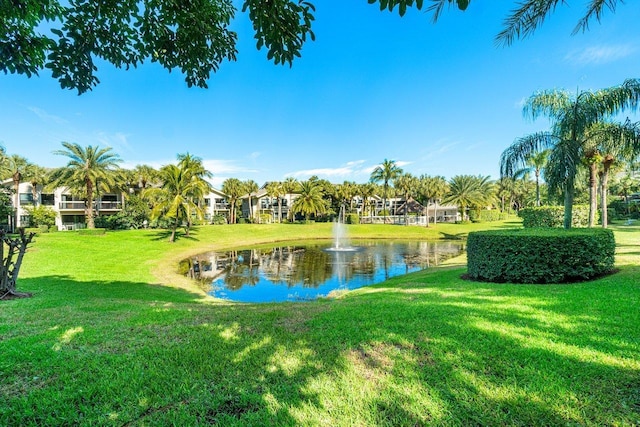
1, 0, 626, 93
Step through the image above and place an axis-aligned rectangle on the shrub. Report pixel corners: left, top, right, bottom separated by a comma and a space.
24, 205, 57, 228
346, 213, 360, 224
259, 213, 272, 224
519, 205, 592, 228
211, 214, 227, 225
470, 209, 509, 223
466, 228, 615, 284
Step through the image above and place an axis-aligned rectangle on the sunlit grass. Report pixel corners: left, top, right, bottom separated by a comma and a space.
1, 220, 639, 425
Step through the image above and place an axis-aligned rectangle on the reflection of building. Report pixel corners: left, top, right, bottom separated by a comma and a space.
5, 181, 125, 231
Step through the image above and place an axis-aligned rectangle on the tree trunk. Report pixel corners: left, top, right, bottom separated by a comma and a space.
563, 180, 575, 229
601, 157, 613, 228
588, 162, 598, 227
535, 170, 541, 207
0, 229, 35, 299
170, 226, 177, 242
434, 200, 438, 226
86, 179, 95, 229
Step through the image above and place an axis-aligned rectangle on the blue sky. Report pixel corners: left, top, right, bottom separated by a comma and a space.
1, 2, 640, 187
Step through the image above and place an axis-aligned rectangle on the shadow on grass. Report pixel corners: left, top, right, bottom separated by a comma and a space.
148, 228, 201, 242
2, 274, 639, 425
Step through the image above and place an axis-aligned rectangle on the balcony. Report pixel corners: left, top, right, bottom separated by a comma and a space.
58, 201, 123, 211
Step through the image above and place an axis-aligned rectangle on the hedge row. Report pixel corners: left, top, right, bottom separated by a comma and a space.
518, 205, 592, 228
466, 228, 615, 284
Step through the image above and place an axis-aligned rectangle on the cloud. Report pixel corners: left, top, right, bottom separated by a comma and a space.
287, 159, 415, 182
27, 106, 67, 124
565, 44, 636, 65
287, 160, 372, 181
95, 131, 132, 153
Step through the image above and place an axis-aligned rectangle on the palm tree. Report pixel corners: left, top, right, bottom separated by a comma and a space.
143, 163, 210, 242
394, 173, 419, 226
291, 179, 326, 221
524, 149, 549, 207
589, 121, 640, 227
370, 159, 403, 222
418, 175, 450, 226
265, 181, 284, 223
24, 164, 50, 207
133, 164, 160, 190
500, 79, 640, 228
444, 175, 494, 221
429, 0, 625, 45
51, 142, 121, 229
243, 179, 259, 222
176, 153, 212, 232
282, 177, 299, 222
356, 182, 377, 218
221, 178, 244, 224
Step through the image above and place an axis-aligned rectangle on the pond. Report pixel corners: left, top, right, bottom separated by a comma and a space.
182, 240, 464, 303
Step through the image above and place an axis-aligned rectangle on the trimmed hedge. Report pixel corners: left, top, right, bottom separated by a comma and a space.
346, 213, 360, 224
466, 228, 615, 284
519, 205, 592, 228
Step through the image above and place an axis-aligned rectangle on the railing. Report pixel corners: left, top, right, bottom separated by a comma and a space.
360, 215, 458, 225
59, 201, 86, 210
58, 201, 123, 210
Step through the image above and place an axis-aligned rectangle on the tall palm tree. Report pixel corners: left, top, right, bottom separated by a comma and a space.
500, 79, 640, 228
243, 179, 259, 222
524, 149, 549, 207
418, 175, 450, 226
24, 164, 50, 207
291, 179, 326, 221
265, 181, 284, 223
370, 159, 403, 222
221, 178, 244, 224
589, 121, 640, 227
51, 142, 121, 229
394, 173, 419, 226
357, 182, 377, 218
176, 153, 212, 232
143, 163, 210, 242
282, 177, 299, 222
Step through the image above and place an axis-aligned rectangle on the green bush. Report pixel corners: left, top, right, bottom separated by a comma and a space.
259, 213, 272, 224
346, 213, 360, 224
470, 209, 509, 223
466, 228, 615, 284
519, 205, 592, 228
211, 214, 227, 225
24, 205, 57, 228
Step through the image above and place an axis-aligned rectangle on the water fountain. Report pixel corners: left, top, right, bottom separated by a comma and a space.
326, 206, 358, 252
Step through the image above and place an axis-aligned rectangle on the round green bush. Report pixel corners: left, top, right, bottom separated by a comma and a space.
466, 228, 615, 284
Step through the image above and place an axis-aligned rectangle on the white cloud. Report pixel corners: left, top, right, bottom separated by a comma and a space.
565, 44, 636, 65
94, 131, 132, 154
287, 159, 414, 182
27, 106, 67, 124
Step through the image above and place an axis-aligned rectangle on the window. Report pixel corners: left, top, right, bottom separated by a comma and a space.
41, 194, 55, 206
19, 193, 34, 205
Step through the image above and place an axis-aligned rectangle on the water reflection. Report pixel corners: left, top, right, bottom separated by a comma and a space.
182, 240, 464, 303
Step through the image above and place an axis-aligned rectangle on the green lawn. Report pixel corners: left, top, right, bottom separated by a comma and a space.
2, 220, 639, 426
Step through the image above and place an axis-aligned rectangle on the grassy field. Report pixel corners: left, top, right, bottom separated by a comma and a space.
1, 220, 639, 426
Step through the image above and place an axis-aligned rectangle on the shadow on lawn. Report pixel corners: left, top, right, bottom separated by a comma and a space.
148, 228, 201, 242
2, 274, 639, 426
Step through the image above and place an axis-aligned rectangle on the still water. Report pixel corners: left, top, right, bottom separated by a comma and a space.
183, 240, 464, 303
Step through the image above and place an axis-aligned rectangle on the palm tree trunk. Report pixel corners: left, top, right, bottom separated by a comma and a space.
86, 180, 95, 229
535, 170, 541, 207
601, 157, 613, 228
563, 180, 575, 229
588, 162, 598, 227
170, 226, 177, 242
434, 200, 438, 225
